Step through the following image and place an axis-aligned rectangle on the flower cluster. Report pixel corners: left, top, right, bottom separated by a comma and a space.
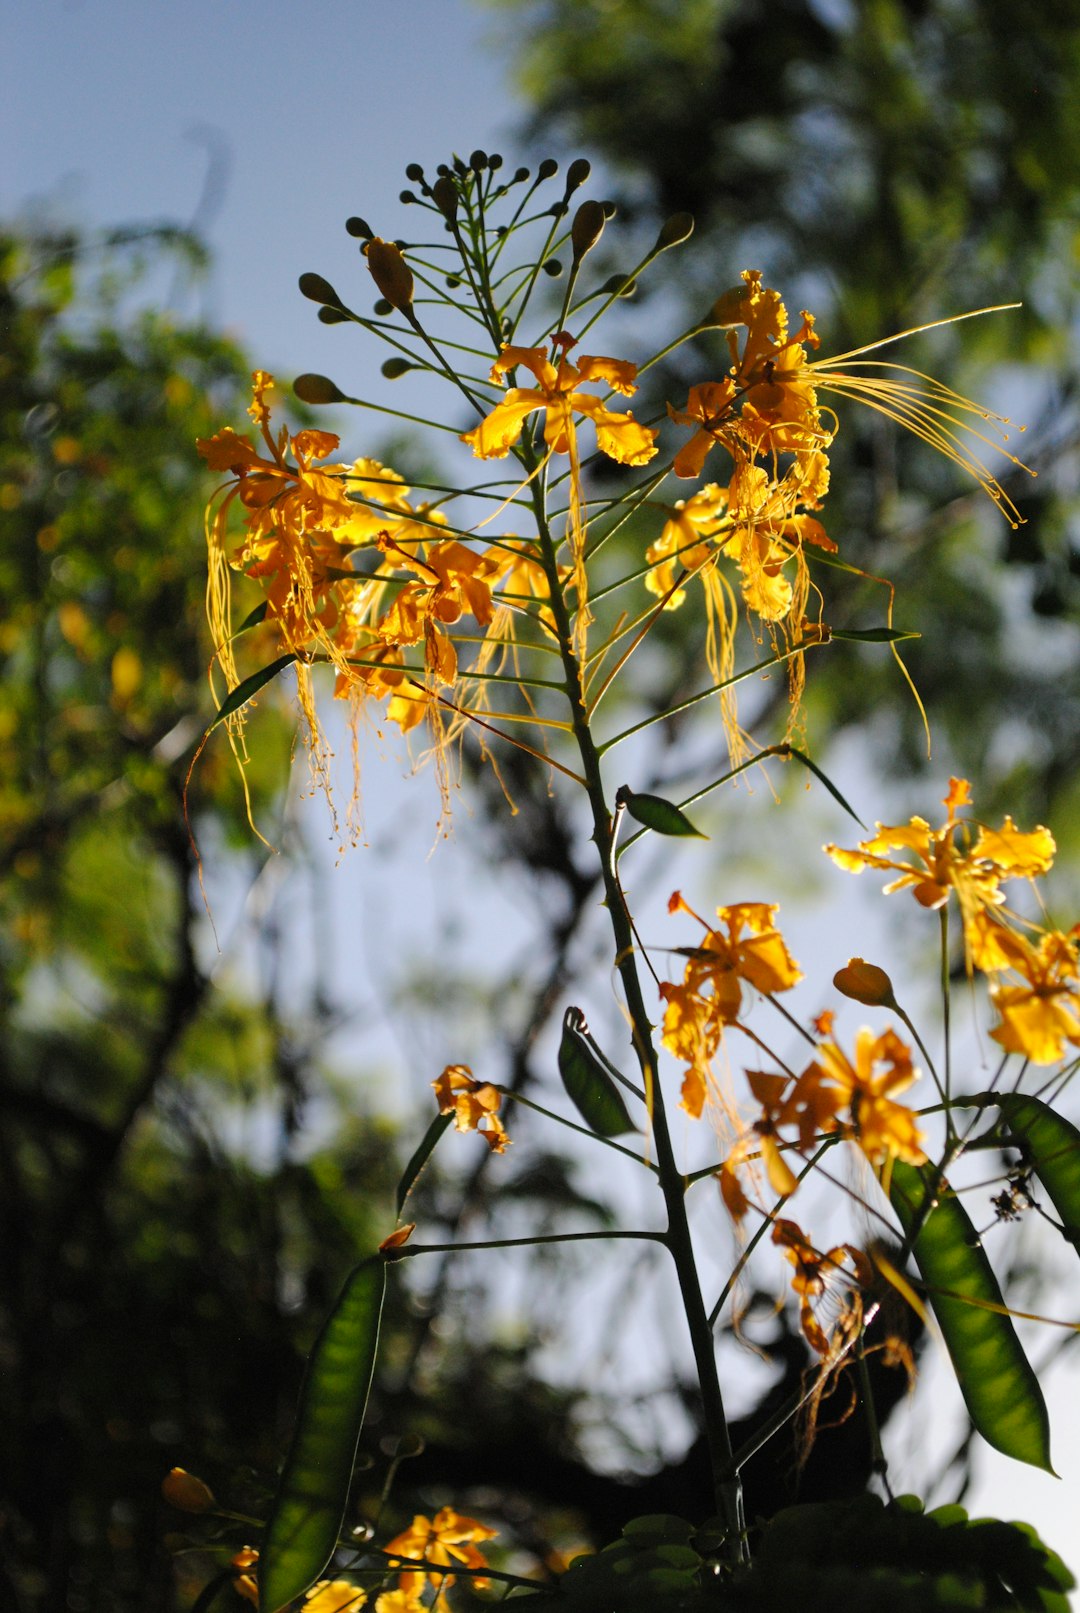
827, 778, 1078, 1063
199, 372, 552, 822
225, 1508, 495, 1613
384, 1506, 497, 1607
198, 156, 1030, 830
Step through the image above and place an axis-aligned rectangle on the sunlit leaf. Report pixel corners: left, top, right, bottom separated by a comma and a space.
207, 654, 298, 732
888, 1160, 1053, 1471
259, 1257, 386, 1613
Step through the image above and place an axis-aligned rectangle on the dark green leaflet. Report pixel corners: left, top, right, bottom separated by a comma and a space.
208, 654, 298, 732
558, 1007, 636, 1136
396, 1111, 454, 1216
619, 788, 705, 839
996, 1093, 1080, 1257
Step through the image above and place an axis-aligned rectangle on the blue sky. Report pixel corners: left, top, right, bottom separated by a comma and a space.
3, 0, 521, 374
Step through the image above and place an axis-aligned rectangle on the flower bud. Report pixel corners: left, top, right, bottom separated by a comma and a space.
833, 958, 898, 1008
345, 216, 373, 240
571, 199, 606, 264
432, 176, 459, 221
654, 212, 695, 252
363, 238, 414, 313
379, 1222, 415, 1252
298, 272, 345, 309
565, 157, 591, 193
162, 1467, 216, 1513
294, 373, 347, 405
537, 158, 559, 180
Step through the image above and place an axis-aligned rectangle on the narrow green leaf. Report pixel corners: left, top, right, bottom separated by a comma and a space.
259, 1257, 386, 1613
558, 1008, 636, 1137
619, 788, 706, 838
235, 600, 269, 636
997, 1093, 1080, 1257
888, 1160, 1053, 1471
208, 654, 297, 732
829, 626, 920, 643
784, 746, 868, 830
396, 1112, 454, 1216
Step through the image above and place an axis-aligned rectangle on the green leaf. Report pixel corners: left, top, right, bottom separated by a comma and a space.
619, 788, 705, 838
829, 626, 920, 643
997, 1093, 1080, 1257
235, 601, 269, 635
558, 1008, 636, 1136
207, 654, 297, 732
396, 1111, 453, 1215
888, 1160, 1054, 1471
784, 746, 868, 830
259, 1256, 386, 1613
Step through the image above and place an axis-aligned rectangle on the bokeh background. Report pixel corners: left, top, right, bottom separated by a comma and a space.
4, 1, 1080, 1607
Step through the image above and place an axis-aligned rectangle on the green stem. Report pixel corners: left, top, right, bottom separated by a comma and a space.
939, 906, 952, 1103
520, 446, 746, 1564
504, 1089, 658, 1172
386, 1229, 666, 1259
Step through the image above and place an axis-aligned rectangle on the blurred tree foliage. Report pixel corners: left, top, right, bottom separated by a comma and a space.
483, 0, 1080, 837
0, 225, 414, 1610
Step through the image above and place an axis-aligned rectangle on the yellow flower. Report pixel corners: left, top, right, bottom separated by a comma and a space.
644, 484, 728, 610
304, 1581, 368, 1613
462, 339, 658, 467
805, 1028, 927, 1166
373, 1593, 425, 1613
825, 778, 1055, 957
383, 1506, 497, 1599
229, 1547, 259, 1607
670, 273, 829, 480
660, 893, 802, 1118
677, 269, 1029, 526
432, 1065, 511, 1153
985, 924, 1080, 1065
463, 335, 657, 658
